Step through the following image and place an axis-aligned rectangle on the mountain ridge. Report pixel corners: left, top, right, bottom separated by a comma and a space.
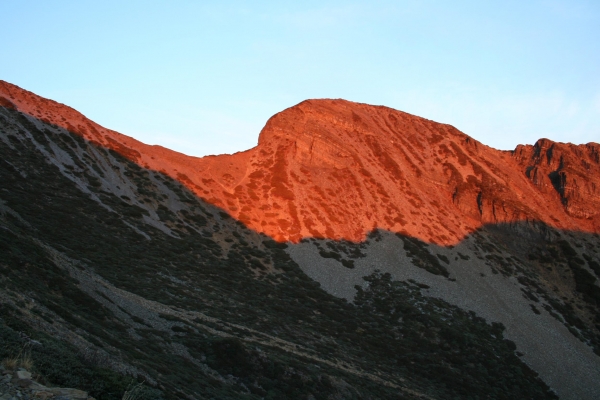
1, 80, 598, 246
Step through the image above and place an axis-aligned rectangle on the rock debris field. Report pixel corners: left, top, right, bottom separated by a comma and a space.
0, 367, 92, 400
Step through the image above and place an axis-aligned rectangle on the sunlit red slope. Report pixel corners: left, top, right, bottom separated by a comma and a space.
1, 80, 599, 245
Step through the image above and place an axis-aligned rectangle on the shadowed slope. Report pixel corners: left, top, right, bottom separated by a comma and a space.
1, 80, 599, 245
287, 224, 600, 400
0, 103, 560, 399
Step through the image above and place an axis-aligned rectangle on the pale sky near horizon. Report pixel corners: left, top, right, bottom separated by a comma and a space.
3, 1, 599, 157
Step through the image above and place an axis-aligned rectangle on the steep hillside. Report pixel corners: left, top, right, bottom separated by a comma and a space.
1, 81, 600, 399
1, 80, 599, 245
0, 98, 557, 399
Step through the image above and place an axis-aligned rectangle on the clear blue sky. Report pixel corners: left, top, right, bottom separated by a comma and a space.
3, 1, 599, 156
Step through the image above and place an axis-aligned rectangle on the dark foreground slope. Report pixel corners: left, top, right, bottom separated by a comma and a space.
0, 100, 562, 398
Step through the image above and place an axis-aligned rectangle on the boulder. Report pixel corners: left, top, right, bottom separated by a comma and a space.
13, 369, 32, 387
13, 370, 32, 380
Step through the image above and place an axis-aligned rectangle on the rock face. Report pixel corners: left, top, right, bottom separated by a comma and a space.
514, 139, 600, 220
1, 80, 598, 245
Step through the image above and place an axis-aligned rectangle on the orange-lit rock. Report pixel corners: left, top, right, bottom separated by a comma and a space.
1, 80, 599, 245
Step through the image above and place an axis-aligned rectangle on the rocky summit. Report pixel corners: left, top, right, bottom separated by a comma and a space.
0, 80, 600, 399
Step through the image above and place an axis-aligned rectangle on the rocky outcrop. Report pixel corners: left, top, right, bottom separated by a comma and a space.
1, 80, 598, 245
513, 139, 600, 220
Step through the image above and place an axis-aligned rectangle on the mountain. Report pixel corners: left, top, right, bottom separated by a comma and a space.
1, 81, 598, 245
1, 80, 600, 399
